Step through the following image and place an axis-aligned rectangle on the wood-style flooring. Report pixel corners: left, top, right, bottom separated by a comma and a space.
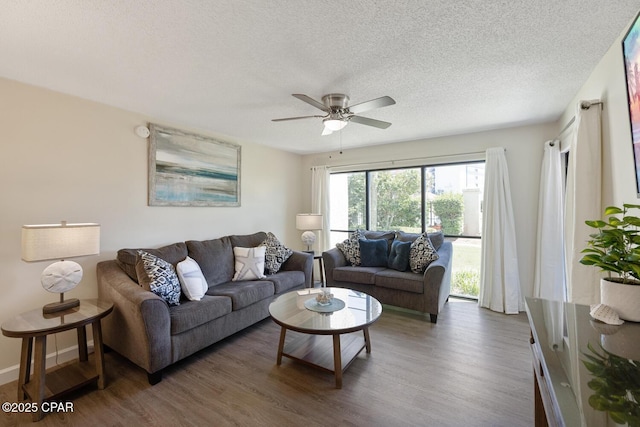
0, 298, 534, 426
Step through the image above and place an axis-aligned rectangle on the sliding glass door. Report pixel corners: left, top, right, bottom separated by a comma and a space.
329, 161, 484, 299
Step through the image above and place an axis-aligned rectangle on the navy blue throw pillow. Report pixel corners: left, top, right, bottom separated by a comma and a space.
388, 240, 411, 271
359, 238, 389, 267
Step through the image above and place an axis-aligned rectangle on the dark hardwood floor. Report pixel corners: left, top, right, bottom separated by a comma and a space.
0, 298, 534, 426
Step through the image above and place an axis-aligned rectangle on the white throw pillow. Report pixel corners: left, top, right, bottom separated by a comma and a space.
176, 257, 208, 301
232, 246, 266, 281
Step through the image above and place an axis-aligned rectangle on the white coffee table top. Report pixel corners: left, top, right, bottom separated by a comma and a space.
269, 287, 382, 335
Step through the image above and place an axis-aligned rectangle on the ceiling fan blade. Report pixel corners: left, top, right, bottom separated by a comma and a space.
348, 96, 396, 114
292, 94, 329, 112
272, 115, 325, 122
349, 115, 392, 129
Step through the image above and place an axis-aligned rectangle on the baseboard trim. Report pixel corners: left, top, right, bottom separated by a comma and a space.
0, 341, 94, 387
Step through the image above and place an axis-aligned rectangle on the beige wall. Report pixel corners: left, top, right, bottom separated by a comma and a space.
0, 78, 304, 379
301, 123, 557, 301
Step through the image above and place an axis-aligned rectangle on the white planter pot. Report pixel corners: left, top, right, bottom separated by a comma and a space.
600, 278, 640, 322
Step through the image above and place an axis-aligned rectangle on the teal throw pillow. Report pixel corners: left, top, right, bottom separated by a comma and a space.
359, 238, 389, 267
388, 240, 411, 271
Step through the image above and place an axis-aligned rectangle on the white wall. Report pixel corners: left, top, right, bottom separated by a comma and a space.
301, 123, 556, 301
0, 78, 303, 378
558, 14, 638, 208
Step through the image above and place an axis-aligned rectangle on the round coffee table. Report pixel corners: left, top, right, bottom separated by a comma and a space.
269, 287, 382, 388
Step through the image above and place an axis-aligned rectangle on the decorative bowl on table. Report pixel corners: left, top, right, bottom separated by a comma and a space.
315, 289, 334, 306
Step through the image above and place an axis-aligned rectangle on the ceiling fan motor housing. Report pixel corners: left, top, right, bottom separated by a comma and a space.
322, 94, 349, 111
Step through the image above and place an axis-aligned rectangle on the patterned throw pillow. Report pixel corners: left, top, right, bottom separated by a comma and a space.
232, 246, 266, 281
409, 233, 440, 274
336, 229, 365, 266
137, 250, 181, 306
260, 232, 293, 275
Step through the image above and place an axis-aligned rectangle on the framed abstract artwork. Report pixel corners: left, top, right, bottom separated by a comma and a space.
622, 10, 640, 197
148, 124, 241, 206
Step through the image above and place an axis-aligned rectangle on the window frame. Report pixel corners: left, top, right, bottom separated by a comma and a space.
329, 160, 485, 239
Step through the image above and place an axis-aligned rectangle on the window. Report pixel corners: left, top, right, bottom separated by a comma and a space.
329, 161, 484, 298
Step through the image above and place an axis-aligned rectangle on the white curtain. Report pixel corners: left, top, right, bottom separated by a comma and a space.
533, 141, 565, 301
564, 101, 602, 305
311, 166, 331, 252
479, 147, 522, 314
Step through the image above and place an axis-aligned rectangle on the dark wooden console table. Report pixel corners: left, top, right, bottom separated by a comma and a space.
525, 297, 640, 426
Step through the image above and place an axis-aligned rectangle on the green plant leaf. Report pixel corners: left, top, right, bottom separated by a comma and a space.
586, 220, 607, 228
605, 206, 624, 215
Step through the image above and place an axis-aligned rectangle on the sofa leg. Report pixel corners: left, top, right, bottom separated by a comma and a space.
148, 371, 162, 385
429, 314, 438, 324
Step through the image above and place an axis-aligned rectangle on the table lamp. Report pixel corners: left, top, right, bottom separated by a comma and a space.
22, 221, 100, 314
296, 214, 323, 251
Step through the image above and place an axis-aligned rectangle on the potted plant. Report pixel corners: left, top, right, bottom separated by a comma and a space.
580, 204, 640, 321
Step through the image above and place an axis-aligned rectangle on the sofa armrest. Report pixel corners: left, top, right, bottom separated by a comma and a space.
422, 241, 453, 319
280, 250, 314, 288
322, 247, 347, 287
97, 260, 172, 374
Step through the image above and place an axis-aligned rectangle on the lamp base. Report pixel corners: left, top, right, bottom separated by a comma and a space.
43, 297, 79, 314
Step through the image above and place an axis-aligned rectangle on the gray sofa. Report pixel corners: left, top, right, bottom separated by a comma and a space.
323, 230, 452, 323
97, 231, 312, 384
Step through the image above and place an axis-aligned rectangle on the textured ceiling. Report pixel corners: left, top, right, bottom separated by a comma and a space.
1, 1, 639, 154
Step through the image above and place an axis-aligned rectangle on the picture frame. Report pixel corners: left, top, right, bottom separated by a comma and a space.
622, 10, 640, 197
148, 124, 241, 206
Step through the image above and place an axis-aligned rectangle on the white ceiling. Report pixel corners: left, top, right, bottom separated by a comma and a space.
1, 1, 639, 154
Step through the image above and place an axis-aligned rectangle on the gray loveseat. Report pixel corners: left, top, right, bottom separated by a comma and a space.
97, 232, 312, 384
323, 230, 452, 323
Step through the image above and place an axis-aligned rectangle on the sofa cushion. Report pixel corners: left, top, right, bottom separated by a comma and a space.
176, 257, 208, 301
232, 246, 266, 281
359, 238, 389, 267
388, 240, 411, 271
206, 280, 275, 310
363, 230, 396, 251
186, 237, 234, 286
136, 250, 182, 306
169, 295, 232, 335
333, 266, 386, 285
375, 269, 424, 294
230, 232, 268, 249
396, 230, 444, 251
336, 229, 365, 266
409, 233, 440, 273
427, 231, 445, 251
266, 271, 305, 293
260, 232, 293, 274
117, 242, 188, 283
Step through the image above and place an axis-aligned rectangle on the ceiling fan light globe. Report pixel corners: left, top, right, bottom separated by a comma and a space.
324, 119, 348, 131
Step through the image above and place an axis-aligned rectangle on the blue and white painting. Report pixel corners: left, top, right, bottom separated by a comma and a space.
148, 124, 240, 206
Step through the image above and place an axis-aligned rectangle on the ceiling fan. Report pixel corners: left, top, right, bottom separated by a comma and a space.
272, 93, 396, 135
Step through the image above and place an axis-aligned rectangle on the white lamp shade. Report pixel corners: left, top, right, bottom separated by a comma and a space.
22, 222, 100, 262
296, 214, 323, 231
323, 119, 348, 131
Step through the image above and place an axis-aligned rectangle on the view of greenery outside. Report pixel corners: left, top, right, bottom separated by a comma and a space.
331, 163, 484, 299
431, 192, 464, 235
449, 237, 481, 298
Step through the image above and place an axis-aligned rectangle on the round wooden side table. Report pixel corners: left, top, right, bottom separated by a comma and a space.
1, 298, 113, 421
